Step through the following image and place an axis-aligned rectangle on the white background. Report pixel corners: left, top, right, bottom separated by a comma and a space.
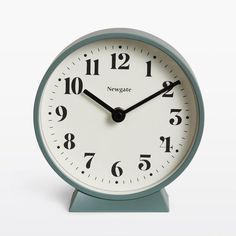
0, 1, 235, 235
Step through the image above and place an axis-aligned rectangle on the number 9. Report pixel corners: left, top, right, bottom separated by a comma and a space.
55, 106, 67, 122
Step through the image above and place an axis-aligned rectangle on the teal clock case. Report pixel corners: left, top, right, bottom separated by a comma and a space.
34, 28, 204, 211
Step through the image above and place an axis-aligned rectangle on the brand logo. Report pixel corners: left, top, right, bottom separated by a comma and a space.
107, 86, 132, 93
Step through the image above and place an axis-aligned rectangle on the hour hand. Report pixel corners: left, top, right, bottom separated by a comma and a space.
83, 89, 114, 113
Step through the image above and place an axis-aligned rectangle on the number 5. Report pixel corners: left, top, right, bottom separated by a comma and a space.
138, 154, 151, 171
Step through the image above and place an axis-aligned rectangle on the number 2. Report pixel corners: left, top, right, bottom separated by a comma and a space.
162, 81, 174, 97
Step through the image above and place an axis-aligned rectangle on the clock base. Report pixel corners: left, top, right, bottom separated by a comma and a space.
69, 189, 169, 212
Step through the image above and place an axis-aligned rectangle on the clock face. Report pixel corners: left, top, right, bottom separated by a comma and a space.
38, 38, 199, 195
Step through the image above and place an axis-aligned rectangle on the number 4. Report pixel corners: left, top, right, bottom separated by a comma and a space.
160, 136, 173, 152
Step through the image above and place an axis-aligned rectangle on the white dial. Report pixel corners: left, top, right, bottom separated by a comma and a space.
38, 38, 198, 195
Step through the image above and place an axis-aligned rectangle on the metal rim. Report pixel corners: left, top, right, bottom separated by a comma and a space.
34, 28, 204, 200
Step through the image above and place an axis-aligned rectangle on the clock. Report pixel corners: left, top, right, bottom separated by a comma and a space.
34, 28, 204, 212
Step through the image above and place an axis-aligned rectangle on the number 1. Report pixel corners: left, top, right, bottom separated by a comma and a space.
146, 61, 152, 77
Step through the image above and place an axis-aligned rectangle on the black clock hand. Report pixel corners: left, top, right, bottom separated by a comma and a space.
124, 80, 181, 114
83, 89, 114, 113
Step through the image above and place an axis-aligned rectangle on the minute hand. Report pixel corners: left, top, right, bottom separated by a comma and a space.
124, 80, 181, 114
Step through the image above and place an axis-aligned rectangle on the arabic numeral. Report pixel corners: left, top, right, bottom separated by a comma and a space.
169, 109, 182, 125
84, 153, 95, 169
64, 133, 75, 150
160, 136, 173, 152
162, 81, 174, 97
111, 53, 130, 69
86, 59, 99, 75
138, 154, 151, 171
146, 61, 152, 77
64, 77, 83, 94
55, 106, 67, 121
111, 161, 123, 177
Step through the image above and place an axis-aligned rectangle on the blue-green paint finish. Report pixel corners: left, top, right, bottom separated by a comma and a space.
69, 188, 169, 212
34, 28, 204, 202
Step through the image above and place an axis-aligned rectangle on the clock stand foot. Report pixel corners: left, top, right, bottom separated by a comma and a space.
69, 188, 169, 212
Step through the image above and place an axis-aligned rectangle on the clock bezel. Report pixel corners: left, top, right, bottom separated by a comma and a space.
34, 28, 204, 201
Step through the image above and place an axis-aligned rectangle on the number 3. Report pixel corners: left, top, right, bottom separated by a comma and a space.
169, 109, 182, 125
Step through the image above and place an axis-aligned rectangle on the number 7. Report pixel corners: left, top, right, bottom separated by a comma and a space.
84, 153, 95, 169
